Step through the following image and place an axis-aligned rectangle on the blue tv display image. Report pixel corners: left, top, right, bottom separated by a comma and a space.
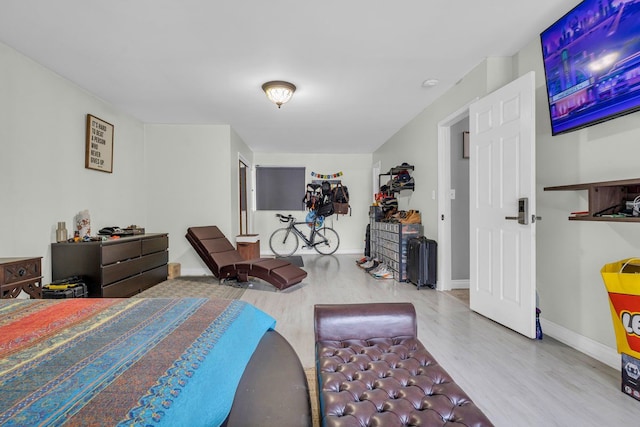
540, 0, 640, 135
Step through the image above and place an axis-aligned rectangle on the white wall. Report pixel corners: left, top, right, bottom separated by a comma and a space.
0, 41, 146, 283
373, 58, 512, 240
516, 38, 640, 364
252, 152, 373, 255
144, 124, 235, 275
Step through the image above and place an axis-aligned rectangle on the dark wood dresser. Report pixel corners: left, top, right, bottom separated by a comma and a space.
0, 257, 43, 298
51, 233, 168, 297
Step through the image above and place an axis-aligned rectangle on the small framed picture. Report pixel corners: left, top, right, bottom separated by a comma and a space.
85, 114, 114, 173
462, 131, 470, 159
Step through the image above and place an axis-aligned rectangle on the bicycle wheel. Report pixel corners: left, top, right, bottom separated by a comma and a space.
314, 227, 340, 255
269, 228, 299, 257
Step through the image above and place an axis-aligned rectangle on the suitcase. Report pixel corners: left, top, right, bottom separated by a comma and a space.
407, 236, 437, 289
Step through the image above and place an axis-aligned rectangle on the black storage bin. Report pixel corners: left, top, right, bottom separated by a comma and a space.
43, 276, 88, 299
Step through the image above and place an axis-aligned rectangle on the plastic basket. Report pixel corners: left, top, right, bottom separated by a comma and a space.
601, 258, 640, 359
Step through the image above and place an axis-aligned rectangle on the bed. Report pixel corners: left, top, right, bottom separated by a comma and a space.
0, 297, 311, 426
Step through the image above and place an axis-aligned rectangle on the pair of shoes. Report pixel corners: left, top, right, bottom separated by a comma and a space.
391, 177, 415, 191
371, 264, 393, 279
365, 261, 380, 272
356, 256, 369, 265
400, 210, 421, 224
383, 207, 398, 220
368, 263, 384, 275
359, 260, 374, 269
360, 259, 379, 270
369, 263, 389, 276
381, 198, 398, 210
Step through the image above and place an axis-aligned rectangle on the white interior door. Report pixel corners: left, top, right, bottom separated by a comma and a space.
469, 71, 537, 339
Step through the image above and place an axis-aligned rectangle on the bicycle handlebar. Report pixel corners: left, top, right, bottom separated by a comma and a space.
275, 213, 294, 223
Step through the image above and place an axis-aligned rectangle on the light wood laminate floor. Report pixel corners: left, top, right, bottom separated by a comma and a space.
241, 254, 640, 426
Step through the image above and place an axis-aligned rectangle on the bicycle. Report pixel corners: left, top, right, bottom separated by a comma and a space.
269, 213, 340, 256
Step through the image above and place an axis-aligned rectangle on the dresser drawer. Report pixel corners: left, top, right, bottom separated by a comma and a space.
142, 235, 168, 255
101, 274, 144, 298
138, 265, 168, 293
140, 251, 169, 272
101, 265, 168, 297
1, 258, 41, 285
102, 241, 141, 265
102, 258, 143, 285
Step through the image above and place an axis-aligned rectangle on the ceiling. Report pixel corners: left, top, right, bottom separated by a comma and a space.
0, 1, 576, 153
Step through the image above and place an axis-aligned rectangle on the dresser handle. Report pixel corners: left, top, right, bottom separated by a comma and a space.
18, 268, 26, 276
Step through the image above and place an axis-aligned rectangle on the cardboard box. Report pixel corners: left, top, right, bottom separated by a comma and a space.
622, 353, 640, 401
168, 262, 181, 279
601, 258, 640, 360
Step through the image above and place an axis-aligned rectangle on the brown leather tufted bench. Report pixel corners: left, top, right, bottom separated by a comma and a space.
314, 303, 493, 427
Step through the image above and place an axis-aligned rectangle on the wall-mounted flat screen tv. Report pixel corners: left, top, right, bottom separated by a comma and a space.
540, 0, 640, 135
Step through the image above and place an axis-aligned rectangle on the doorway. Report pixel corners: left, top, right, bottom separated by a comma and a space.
239, 158, 249, 235
437, 101, 475, 293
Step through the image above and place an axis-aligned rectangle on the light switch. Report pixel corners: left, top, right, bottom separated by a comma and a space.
450, 189, 456, 199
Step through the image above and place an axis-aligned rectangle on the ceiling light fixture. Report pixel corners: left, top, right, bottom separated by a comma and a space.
262, 81, 296, 108
422, 79, 439, 88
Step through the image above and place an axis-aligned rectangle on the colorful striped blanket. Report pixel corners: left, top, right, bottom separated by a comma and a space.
0, 298, 276, 426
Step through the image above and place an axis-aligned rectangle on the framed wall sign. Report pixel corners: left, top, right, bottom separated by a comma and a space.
85, 114, 114, 173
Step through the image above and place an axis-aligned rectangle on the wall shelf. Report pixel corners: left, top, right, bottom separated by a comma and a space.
544, 178, 640, 222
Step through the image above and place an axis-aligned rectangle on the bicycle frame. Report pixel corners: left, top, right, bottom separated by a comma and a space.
282, 219, 325, 248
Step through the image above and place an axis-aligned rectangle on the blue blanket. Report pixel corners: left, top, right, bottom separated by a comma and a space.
0, 298, 276, 426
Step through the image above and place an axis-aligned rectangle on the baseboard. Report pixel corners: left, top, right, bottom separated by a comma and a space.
181, 268, 213, 277
541, 318, 620, 370
260, 248, 362, 257
450, 279, 469, 289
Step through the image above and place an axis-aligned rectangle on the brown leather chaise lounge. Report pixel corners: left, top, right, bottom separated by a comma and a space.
186, 225, 307, 291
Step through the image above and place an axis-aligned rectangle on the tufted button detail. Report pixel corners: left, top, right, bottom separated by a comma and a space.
317, 336, 493, 427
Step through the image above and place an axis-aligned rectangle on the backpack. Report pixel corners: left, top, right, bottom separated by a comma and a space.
332, 183, 350, 216
303, 183, 323, 210
332, 183, 349, 203
321, 180, 332, 198
316, 199, 335, 217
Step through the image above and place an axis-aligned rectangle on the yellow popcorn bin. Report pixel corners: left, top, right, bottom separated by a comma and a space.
601, 258, 640, 360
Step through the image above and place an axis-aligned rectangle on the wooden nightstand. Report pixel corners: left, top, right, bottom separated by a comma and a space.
0, 257, 43, 298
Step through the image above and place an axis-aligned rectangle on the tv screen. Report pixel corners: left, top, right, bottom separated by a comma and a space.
540, 0, 640, 135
